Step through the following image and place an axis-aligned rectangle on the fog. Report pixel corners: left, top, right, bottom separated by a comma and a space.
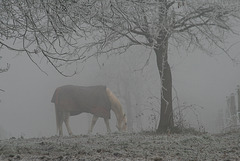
0, 36, 240, 138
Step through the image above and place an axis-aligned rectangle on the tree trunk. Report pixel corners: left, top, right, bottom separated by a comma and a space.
155, 39, 174, 133
123, 87, 133, 131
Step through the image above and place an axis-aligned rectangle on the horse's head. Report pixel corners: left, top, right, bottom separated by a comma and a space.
116, 114, 127, 132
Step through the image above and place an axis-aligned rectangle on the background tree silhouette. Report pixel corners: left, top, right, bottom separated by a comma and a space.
0, 56, 9, 95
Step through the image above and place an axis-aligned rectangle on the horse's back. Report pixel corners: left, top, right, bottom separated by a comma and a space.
51, 85, 111, 118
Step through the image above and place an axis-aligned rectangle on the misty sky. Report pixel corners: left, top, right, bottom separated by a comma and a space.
0, 34, 240, 138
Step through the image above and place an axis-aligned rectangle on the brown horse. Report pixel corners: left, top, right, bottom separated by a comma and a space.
51, 85, 127, 136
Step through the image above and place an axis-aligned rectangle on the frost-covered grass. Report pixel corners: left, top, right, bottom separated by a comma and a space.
0, 131, 240, 160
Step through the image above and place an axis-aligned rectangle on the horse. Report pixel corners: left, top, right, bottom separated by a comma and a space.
51, 85, 127, 136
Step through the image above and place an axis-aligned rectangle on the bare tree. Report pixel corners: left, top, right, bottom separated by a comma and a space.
0, 0, 239, 133
0, 56, 9, 94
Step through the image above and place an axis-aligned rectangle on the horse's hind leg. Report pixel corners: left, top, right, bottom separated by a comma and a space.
59, 119, 64, 136
55, 106, 64, 136
104, 118, 111, 133
88, 115, 98, 134
63, 112, 73, 136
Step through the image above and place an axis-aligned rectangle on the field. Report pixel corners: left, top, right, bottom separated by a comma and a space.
0, 131, 240, 160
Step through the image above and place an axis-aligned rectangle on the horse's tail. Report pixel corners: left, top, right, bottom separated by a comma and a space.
51, 87, 60, 104
52, 87, 62, 135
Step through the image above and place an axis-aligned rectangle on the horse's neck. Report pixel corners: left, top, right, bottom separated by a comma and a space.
112, 103, 124, 123
106, 88, 124, 123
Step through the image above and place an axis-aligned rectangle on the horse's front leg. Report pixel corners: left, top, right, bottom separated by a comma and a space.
104, 118, 111, 133
88, 115, 98, 134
